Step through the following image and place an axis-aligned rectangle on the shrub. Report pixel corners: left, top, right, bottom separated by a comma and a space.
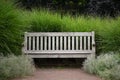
83, 53, 120, 80
0, 55, 35, 80
0, 0, 22, 55
110, 64, 120, 80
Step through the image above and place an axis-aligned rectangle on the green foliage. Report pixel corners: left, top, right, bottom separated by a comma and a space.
0, 0, 22, 55
109, 64, 120, 80
21, 10, 120, 53
0, 55, 35, 80
22, 10, 63, 32
83, 53, 120, 80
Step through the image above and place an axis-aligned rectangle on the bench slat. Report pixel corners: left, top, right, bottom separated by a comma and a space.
60, 36, 62, 50
37, 36, 39, 50
76, 36, 78, 50
88, 36, 90, 50
84, 36, 86, 50
80, 36, 82, 50
64, 36, 66, 50
68, 36, 70, 50
72, 36, 74, 50
44, 36, 47, 50
52, 37, 55, 50
25, 50, 93, 54
48, 36, 51, 50
32, 36, 35, 50
25, 32, 92, 36
40, 36, 43, 50
56, 36, 58, 50
28, 37, 31, 50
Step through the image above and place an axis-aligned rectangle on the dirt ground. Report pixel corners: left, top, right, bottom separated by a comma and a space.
13, 68, 101, 80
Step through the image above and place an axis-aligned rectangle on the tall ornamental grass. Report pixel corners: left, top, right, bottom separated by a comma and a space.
0, 0, 22, 55
0, 55, 35, 80
21, 10, 63, 32
21, 10, 120, 53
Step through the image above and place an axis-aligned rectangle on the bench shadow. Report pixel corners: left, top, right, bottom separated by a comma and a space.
34, 58, 86, 68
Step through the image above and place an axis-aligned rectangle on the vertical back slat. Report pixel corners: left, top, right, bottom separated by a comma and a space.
68, 36, 70, 50
92, 31, 95, 57
76, 36, 78, 50
36, 36, 39, 50
84, 36, 86, 50
56, 36, 58, 50
88, 36, 90, 50
80, 36, 82, 50
52, 37, 55, 50
28, 36, 31, 50
48, 36, 51, 50
72, 36, 74, 50
40, 36, 43, 50
64, 36, 66, 50
32, 36, 35, 50
24, 32, 27, 51
44, 36, 47, 50
60, 36, 62, 50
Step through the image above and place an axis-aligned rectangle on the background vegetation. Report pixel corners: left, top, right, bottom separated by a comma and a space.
21, 10, 120, 53
0, 0, 22, 55
16, 0, 120, 17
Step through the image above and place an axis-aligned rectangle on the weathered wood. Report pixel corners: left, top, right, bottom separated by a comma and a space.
72, 36, 74, 50
25, 50, 93, 54
52, 37, 55, 50
64, 36, 66, 50
44, 36, 47, 50
25, 32, 92, 36
23, 32, 95, 58
92, 31, 95, 57
76, 36, 78, 50
29, 37, 32, 51
80, 36, 82, 50
68, 36, 70, 50
26, 54, 90, 58
37, 36, 39, 50
88, 36, 90, 50
48, 36, 51, 50
25, 54, 90, 58
84, 36, 86, 50
40, 36, 43, 50
60, 36, 62, 50
56, 36, 59, 50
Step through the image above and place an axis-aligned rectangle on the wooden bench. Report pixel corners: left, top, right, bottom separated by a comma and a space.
23, 31, 95, 58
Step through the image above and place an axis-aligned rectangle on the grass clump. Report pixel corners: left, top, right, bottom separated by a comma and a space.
0, 0, 22, 55
22, 10, 63, 32
83, 52, 120, 80
0, 55, 35, 80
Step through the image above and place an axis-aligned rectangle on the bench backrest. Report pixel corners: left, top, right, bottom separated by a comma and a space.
23, 32, 95, 54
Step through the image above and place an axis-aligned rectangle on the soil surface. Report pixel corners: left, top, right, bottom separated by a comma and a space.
13, 68, 101, 80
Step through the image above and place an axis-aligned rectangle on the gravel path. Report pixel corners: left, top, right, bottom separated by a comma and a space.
13, 68, 101, 80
